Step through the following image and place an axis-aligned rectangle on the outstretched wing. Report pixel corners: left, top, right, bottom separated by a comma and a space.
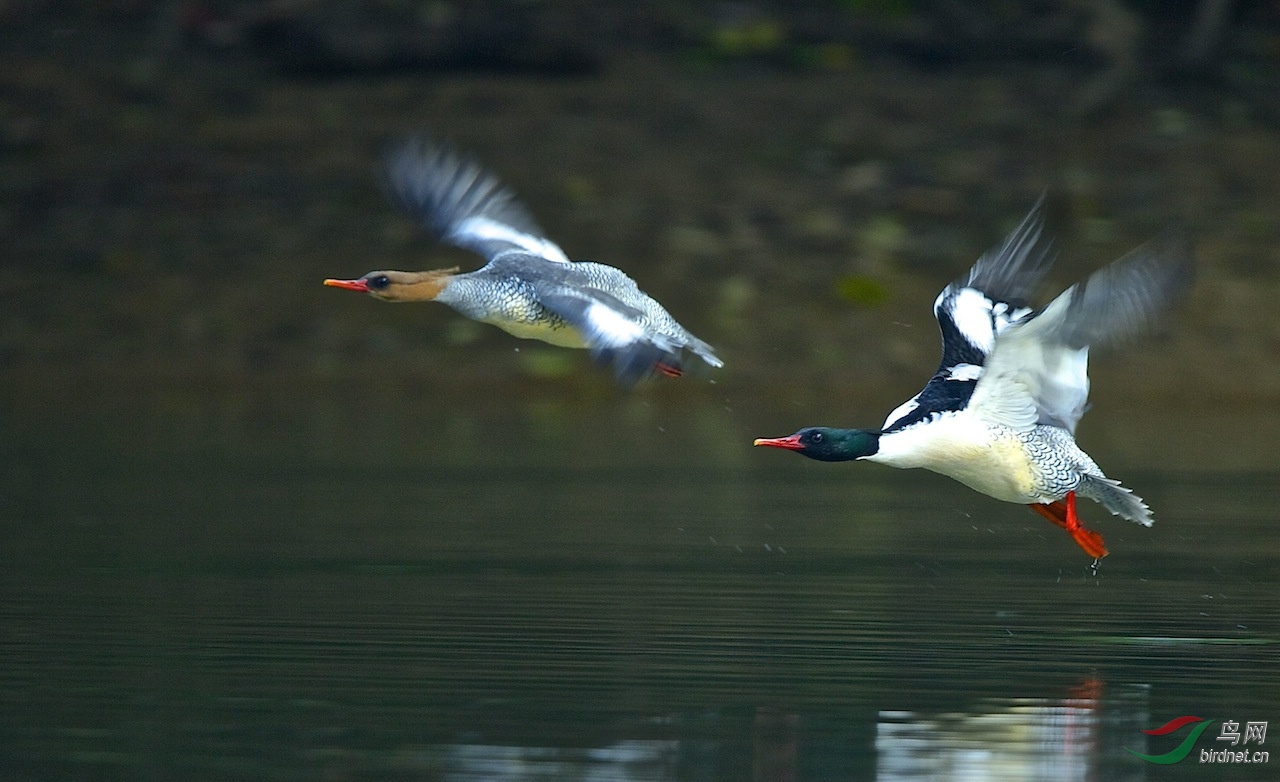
883, 200, 1055, 431
969, 229, 1195, 434
534, 287, 686, 387
1024, 229, 1195, 350
384, 136, 571, 264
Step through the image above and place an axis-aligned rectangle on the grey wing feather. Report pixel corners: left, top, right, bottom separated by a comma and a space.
949, 195, 1056, 305
1034, 229, 1195, 350
536, 288, 682, 387
970, 228, 1195, 434
891, 199, 1056, 432
930, 198, 1056, 374
384, 136, 570, 263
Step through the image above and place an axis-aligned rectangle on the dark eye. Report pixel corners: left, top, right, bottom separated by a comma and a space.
368, 275, 390, 290
807, 431, 824, 444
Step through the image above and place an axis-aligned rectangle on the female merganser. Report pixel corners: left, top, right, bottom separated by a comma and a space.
324, 137, 722, 386
754, 201, 1194, 558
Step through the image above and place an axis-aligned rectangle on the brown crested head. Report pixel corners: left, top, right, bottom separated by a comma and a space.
323, 267, 459, 302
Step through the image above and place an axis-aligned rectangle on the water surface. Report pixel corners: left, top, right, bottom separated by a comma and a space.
1, 393, 1275, 780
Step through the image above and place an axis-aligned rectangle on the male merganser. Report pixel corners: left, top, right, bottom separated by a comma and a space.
324, 137, 722, 386
754, 201, 1194, 558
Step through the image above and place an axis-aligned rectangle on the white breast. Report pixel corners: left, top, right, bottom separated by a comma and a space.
490, 317, 587, 347
869, 412, 1044, 504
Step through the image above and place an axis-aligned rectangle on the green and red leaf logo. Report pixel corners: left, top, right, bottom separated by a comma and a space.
1126, 716, 1216, 764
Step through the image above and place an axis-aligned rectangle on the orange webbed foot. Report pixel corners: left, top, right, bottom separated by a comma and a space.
1029, 492, 1109, 558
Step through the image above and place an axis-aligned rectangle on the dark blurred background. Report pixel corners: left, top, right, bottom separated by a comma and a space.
3, 0, 1279, 445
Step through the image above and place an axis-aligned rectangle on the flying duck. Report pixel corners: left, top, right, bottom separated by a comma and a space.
754, 201, 1194, 558
324, 137, 722, 386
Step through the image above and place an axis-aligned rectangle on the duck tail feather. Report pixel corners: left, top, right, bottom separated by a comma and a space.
1078, 475, 1154, 527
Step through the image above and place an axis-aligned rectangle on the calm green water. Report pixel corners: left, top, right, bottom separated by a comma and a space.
1, 392, 1276, 780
